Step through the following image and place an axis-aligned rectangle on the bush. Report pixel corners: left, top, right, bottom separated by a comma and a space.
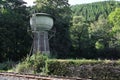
15, 57, 120, 80
47, 59, 120, 80
0, 60, 16, 71
15, 53, 47, 74
47, 60, 70, 76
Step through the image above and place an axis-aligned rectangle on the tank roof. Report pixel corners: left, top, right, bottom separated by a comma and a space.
32, 13, 55, 20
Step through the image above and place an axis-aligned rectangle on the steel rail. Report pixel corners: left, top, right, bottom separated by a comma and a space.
0, 72, 91, 80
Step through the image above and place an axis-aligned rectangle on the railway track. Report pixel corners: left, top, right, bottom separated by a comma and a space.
0, 72, 91, 80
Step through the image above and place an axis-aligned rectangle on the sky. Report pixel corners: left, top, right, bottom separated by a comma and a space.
69, 0, 109, 5
23, 0, 113, 6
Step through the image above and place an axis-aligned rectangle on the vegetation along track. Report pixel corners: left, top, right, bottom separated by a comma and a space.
0, 72, 91, 80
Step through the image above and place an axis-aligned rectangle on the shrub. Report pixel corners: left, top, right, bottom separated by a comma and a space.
47, 59, 120, 80
15, 57, 120, 80
47, 60, 70, 76
0, 60, 16, 71
15, 53, 47, 74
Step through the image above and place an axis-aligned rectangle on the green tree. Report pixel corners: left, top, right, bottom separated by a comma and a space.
70, 16, 90, 57
0, 0, 32, 62
108, 8, 120, 51
89, 15, 111, 50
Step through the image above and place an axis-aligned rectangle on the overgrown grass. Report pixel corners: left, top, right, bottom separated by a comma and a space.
1, 53, 120, 80
14, 52, 47, 74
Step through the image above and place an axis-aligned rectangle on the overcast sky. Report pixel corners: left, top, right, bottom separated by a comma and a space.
69, 0, 109, 5
23, 0, 119, 6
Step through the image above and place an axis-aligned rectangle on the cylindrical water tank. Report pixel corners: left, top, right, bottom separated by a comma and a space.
30, 13, 54, 31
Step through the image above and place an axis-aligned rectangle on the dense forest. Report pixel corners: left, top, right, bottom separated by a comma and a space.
72, 1, 120, 21
0, 0, 120, 62
69, 1, 120, 59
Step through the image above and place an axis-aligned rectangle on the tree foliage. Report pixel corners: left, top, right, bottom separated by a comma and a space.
70, 16, 90, 57
108, 8, 120, 52
0, 0, 32, 62
71, 1, 120, 21
70, 1, 120, 59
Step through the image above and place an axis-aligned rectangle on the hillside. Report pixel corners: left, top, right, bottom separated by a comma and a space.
71, 1, 120, 21
69, 1, 120, 59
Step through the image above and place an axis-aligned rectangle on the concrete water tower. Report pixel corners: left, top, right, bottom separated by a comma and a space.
30, 13, 54, 54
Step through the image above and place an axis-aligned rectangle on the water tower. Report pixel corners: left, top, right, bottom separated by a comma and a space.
30, 13, 54, 54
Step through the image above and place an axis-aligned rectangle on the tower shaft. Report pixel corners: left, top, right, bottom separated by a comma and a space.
33, 31, 50, 54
